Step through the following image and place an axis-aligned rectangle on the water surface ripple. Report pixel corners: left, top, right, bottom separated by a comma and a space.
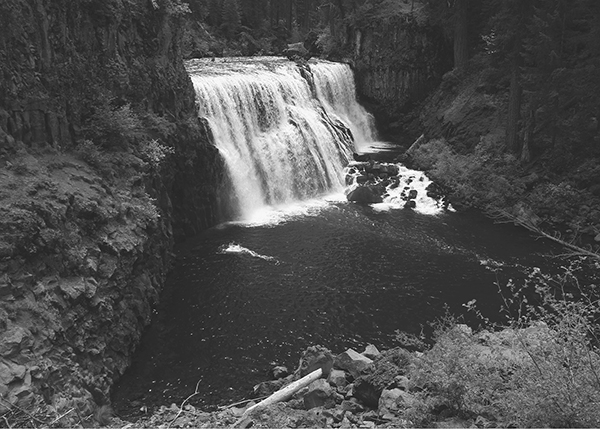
113, 204, 561, 418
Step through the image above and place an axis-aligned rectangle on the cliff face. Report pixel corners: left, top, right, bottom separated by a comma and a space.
0, 0, 223, 423
349, 11, 449, 141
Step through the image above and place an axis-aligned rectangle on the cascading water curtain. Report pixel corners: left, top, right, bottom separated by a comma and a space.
189, 58, 376, 220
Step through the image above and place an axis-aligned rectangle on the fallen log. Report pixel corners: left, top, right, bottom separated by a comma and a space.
235, 368, 323, 424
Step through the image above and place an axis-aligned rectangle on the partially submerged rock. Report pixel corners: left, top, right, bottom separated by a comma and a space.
346, 185, 384, 204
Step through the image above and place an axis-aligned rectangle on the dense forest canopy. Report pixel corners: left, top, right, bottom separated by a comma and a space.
426, 0, 600, 162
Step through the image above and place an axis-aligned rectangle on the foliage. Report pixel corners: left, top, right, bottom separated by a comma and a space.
221, 0, 241, 37
118, 191, 162, 225
74, 140, 110, 173
410, 137, 526, 211
349, 0, 428, 28
413, 261, 600, 427
138, 139, 175, 169
162, 0, 192, 16
79, 93, 176, 174
83, 101, 144, 149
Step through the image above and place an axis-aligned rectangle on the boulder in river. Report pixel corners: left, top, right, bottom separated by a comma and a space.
353, 152, 372, 162
347, 186, 384, 204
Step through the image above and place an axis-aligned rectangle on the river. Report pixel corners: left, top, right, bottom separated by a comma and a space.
112, 57, 566, 418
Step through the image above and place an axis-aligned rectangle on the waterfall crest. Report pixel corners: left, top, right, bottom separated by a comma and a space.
187, 57, 376, 220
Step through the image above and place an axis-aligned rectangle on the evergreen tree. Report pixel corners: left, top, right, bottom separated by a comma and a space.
520, 0, 600, 164
222, 0, 241, 36
425, 0, 477, 70
208, 0, 222, 25
453, 0, 469, 69
482, 0, 534, 154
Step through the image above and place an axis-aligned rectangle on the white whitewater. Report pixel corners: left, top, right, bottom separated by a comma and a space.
187, 57, 377, 221
374, 165, 446, 215
311, 62, 377, 151
218, 243, 278, 263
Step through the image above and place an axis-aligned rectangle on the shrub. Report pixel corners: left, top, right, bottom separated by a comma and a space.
84, 102, 144, 149
412, 261, 600, 427
74, 140, 106, 169
137, 138, 174, 169
410, 137, 526, 211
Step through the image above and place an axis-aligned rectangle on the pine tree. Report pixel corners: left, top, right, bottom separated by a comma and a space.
425, 0, 475, 70
519, 0, 600, 164
222, 0, 240, 36
453, 0, 469, 69
482, 0, 534, 154
208, 0, 222, 25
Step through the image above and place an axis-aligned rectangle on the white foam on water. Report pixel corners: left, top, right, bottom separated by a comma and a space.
346, 163, 447, 216
223, 192, 347, 228
218, 243, 278, 263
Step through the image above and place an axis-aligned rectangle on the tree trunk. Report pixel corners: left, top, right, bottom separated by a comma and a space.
521, 107, 534, 163
506, 57, 522, 153
453, 0, 469, 70
240, 368, 323, 422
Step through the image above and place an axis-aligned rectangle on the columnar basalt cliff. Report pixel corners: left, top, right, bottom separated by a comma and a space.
348, 10, 450, 139
0, 0, 223, 422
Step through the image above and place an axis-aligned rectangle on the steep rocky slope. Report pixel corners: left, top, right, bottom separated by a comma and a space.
0, 0, 223, 424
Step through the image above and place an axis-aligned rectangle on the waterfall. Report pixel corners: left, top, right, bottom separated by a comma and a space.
187, 57, 376, 220
311, 62, 377, 151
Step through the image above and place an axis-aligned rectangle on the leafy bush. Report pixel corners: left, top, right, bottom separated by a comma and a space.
74, 140, 109, 171
525, 181, 583, 225
410, 136, 526, 211
412, 261, 600, 427
84, 102, 144, 149
117, 191, 161, 228
137, 138, 175, 169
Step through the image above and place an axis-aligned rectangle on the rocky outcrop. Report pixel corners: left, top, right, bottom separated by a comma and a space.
133, 343, 427, 429
125, 318, 600, 428
0, 0, 224, 424
345, 159, 447, 210
0, 155, 171, 418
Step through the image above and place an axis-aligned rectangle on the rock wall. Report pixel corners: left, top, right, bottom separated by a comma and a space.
0, 0, 223, 423
349, 14, 450, 140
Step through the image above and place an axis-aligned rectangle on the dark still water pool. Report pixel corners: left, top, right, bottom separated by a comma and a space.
112, 199, 563, 419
